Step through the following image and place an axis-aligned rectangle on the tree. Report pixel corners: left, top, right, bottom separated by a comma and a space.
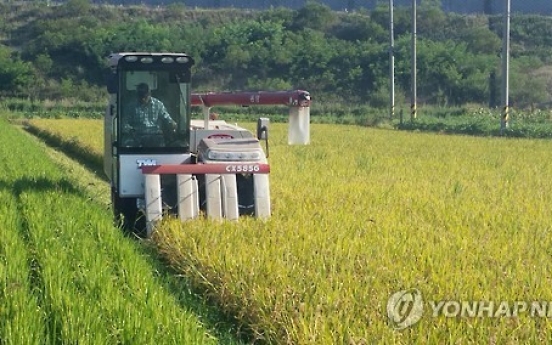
418, 1, 447, 41
371, 4, 410, 37
462, 27, 500, 55
61, 0, 91, 17
0, 46, 34, 96
421, 0, 442, 9
291, 1, 337, 31
330, 13, 387, 42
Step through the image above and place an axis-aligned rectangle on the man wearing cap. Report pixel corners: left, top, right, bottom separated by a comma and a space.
122, 82, 177, 147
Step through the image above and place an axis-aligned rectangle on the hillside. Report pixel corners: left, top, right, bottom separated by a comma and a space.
1, 0, 552, 108
83, 0, 552, 15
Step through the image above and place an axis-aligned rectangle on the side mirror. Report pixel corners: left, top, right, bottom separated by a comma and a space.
257, 117, 270, 158
169, 70, 191, 83
106, 72, 118, 94
257, 117, 269, 140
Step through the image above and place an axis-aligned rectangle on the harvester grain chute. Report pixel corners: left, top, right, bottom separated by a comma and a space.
103, 52, 312, 236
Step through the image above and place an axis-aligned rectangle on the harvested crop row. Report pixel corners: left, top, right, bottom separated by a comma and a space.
0, 116, 228, 344
0, 119, 45, 344
0, 190, 44, 345
17, 187, 219, 343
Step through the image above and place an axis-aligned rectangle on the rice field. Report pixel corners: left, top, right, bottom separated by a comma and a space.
23, 116, 552, 344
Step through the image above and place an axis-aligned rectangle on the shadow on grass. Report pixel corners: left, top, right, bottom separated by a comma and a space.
1, 176, 92, 344
23, 124, 107, 181
138, 241, 253, 344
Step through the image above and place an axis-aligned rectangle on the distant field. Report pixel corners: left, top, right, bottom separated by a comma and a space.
27, 118, 552, 344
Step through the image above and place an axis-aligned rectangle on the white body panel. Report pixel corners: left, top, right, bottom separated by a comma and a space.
118, 153, 192, 197
221, 174, 239, 220
254, 174, 271, 218
205, 174, 223, 219
288, 106, 310, 145
190, 119, 254, 153
177, 174, 199, 221
144, 174, 162, 236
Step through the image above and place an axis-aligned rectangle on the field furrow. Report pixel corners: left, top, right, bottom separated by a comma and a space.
0, 190, 45, 345
0, 116, 239, 344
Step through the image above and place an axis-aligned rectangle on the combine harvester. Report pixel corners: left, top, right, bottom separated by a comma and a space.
103, 52, 312, 236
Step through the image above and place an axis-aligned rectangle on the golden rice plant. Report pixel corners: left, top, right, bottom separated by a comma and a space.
34, 118, 552, 344
153, 124, 552, 344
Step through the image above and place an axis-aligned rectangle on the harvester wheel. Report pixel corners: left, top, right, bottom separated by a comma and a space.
112, 190, 146, 237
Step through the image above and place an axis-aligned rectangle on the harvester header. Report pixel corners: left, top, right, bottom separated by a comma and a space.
191, 90, 312, 108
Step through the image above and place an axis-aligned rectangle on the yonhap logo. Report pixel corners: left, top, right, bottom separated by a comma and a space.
386, 289, 552, 330
387, 289, 424, 330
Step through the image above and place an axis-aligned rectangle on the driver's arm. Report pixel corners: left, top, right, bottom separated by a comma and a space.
157, 101, 177, 130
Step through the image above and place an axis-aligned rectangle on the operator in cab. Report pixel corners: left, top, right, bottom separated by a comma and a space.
122, 82, 177, 147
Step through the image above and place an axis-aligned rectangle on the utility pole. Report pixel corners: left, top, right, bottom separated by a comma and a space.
500, 0, 511, 134
484, 0, 496, 108
389, 0, 395, 119
411, 0, 417, 121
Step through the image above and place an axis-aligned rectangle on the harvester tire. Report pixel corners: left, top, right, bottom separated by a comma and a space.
112, 190, 146, 237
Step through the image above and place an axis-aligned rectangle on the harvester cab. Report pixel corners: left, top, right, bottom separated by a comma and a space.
104, 52, 311, 236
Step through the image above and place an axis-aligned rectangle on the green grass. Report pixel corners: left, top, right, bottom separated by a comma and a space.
0, 114, 244, 344
0, 189, 44, 345
397, 106, 552, 138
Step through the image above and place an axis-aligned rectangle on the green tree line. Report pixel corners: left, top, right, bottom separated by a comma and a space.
1, 0, 552, 107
